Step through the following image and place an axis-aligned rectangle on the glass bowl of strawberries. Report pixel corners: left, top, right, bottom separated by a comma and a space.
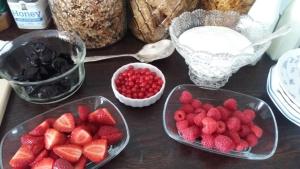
0, 96, 130, 169
163, 84, 278, 160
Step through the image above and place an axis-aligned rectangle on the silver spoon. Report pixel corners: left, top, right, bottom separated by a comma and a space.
83, 39, 175, 63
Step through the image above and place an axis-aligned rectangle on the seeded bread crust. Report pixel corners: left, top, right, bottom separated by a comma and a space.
129, 0, 199, 43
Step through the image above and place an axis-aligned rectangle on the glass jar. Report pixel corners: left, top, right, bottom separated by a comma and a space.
0, 0, 11, 31
48, 0, 126, 49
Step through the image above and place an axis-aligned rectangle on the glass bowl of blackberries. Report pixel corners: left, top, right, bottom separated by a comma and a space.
0, 30, 86, 104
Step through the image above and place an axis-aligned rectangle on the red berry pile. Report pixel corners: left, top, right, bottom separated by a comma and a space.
9, 105, 124, 169
173, 90, 264, 153
115, 65, 164, 99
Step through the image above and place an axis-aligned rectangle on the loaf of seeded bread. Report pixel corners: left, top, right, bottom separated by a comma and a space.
200, 0, 255, 14
129, 0, 199, 43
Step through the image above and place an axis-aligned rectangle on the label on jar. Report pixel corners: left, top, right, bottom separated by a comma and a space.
7, 0, 51, 29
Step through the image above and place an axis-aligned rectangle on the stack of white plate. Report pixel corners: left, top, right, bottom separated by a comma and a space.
267, 48, 300, 126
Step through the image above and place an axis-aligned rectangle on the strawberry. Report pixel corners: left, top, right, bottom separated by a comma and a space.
9, 145, 35, 168
29, 120, 50, 136
45, 128, 66, 150
173, 110, 186, 121
202, 117, 218, 135
70, 127, 92, 145
88, 108, 116, 125
53, 144, 82, 163
224, 98, 238, 111
29, 150, 48, 167
53, 113, 75, 133
49, 151, 60, 160
214, 135, 234, 153
77, 104, 91, 121
21, 134, 44, 145
45, 118, 56, 128
29, 144, 45, 156
74, 156, 87, 169
97, 126, 123, 145
179, 90, 193, 104
32, 158, 54, 169
53, 158, 73, 169
83, 139, 107, 163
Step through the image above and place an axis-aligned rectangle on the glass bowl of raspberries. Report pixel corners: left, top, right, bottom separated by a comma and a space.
0, 30, 86, 104
111, 62, 166, 107
0, 96, 130, 169
163, 84, 278, 160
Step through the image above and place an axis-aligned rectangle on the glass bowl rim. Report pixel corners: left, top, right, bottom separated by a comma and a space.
0, 96, 130, 167
0, 29, 86, 85
162, 84, 278, 160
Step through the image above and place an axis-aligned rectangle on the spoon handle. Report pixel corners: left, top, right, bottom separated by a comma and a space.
240, 25, 291, 52
84, 54, 138, 63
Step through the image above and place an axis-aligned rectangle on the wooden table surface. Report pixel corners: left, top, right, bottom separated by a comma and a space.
1, 26, 300, 169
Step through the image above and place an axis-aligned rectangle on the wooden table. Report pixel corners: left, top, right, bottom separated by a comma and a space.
1, 26, 300, 169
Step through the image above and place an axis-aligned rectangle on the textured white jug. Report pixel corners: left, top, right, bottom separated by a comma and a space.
267, 0, 300, 60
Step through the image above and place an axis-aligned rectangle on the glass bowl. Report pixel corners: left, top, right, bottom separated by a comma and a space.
169, 9, 271, 88
0, 30, 86, 104
0, 96, 130, 169
163, 84, 278, 160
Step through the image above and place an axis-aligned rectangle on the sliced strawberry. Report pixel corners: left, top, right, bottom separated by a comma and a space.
88, 108, 116, 125
9, 145, 35, 168
83, 139, 107, 163
70, 127, 92, 145
97, 126, 123, 145
32, 158, 54, 169
49, 151, 60, 160
53, 113, 75, 133
74, 156, 87, 169
45, 128, 66, 150
53, 144, 82, 163
29, 120, 50, 136
78, 104, 91, 121
29, 150, 48, 167
21, 134, 44, 145
29, 144, 45, 156
53, 158, 73, 169
46, 118, 56, 128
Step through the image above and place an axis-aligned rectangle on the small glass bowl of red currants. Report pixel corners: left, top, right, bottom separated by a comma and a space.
111, 63, 166, 107
163, 84, 278, 160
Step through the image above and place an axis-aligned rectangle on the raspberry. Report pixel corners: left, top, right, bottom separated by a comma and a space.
191, 99, 202, 108
217, 106, 231, 121
186, 113, 196, 125
250, 124, 263, 138
194, 108, 206, 114
217, 121, 226, 134
203, 103, 214, 111
233, 110, 243, 120
207, 108, 221, 121
201, 134, 215, 149
229, 131, 241, 144
239, 125, 251, 138
202, 117, 218, 134
246, 133, 258, 147
235, 139, 249, 152
241, 109, 256, 124
181, 104, 194, 114
174, 110, 186, 121
193, 112, 206, 127
180, 126, 200, 142
176, 120, 189, 131
179, 90, 193, 104
227, 117, 241, 131
224, 98, 237, 111
214, 135, 234, 153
